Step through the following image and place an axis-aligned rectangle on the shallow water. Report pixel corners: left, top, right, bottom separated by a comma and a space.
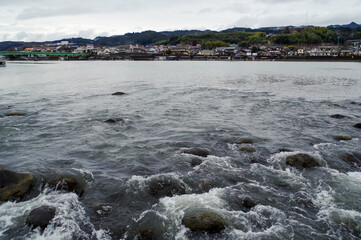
0, 61, 361, 239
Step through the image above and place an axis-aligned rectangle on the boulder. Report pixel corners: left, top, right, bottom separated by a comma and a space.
354, 123, 361, 129
48, 174, 85, 196
26, 205, 56, 229
285, 153, 320, 168
132, 211, 167, 240
236, 138, 254, 144
190, 158, 203, 167
148, 177, 186, 197
112, 92, 126, 96
182, 148, 209, 158
333, 135, 352, 141
0, 170, 35, 202
6, 112, 26, 117
330, 114, 348, 119
237, 145, 256, 153
182, 209, 226, 233
104, 118, 124, 124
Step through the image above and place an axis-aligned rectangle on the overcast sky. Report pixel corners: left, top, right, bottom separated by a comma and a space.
1, 0, 360, 42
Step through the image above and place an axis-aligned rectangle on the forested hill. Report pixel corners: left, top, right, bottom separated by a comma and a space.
0, 23, 360, 51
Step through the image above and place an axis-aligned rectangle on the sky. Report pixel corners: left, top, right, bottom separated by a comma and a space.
0, 0, 361, 42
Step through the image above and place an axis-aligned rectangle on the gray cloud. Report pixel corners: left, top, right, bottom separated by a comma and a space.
1, 0, 361, 42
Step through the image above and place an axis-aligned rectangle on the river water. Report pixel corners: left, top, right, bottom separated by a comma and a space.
0, 61, 361, 240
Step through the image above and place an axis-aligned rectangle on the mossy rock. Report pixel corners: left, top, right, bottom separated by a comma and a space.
333, 135, 352, 141
182, 209, 227, 233
285, 153, 320, 168
237, 145, 256, 153
48, 174, 85, 196
6, 112, 26, 117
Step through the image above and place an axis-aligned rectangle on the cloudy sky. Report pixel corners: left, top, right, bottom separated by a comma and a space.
1, 0, 360, 42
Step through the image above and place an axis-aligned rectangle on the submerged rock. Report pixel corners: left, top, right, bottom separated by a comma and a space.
279, 148, 293, 152
147, 176, 186, 197
182, 148, 209, 158
237, 145, 256, 153
104, 118, 124, 124
236, 138, 254, 144
330, 114, 348, 119
26, 205, 56, 229
0, 170, 35, 202
240, 196, 257, 211
48, 174, 85, 196
130, 211, 167, 240
5, 112, 26, 117
354, 123, 361, 129
328, 104, 340, 107
190, 158, 203, 167
333, 135, 352, 141
285, 153, 320, 168
182, 209, 226, 233
112, 92, 126, 96
339, 153, 361, 166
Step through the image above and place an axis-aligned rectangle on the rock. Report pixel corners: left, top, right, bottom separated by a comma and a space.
112, 92, 126, 96
328, 104, 340, 107
285, 153, 320, 168
279, 148, 293, 152
132, 211, 167, 240
236, 138, 254, 144
26, 205, 56, 229
182, 148, 209, 158
5, 112, 26, 117
330, 114, 348, 119
148, 177, 186, 197
351, 101, 361, 106
190, 158, 203, 167
354, 123, 361, 129
0, 170, 35, 202
339, 153, 361, 165
182, 209, 226, 233
240, 196, 257, 211
237, 145, 256, 153
104, 118, 124, 124
333, 135, 352, 141
48, 174, 85, 196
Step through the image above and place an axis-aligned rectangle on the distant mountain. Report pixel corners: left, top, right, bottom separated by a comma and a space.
328, 22, 361, 28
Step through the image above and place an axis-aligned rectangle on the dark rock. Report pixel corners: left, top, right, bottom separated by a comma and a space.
351, 101, 361, 106
285, 153, 320, 168
330, 114, 347, 119
354, 123, 361, 129
328, 104, 340, 107
5, 112, 26, 117
48, 174, 85, 197
333, 135, 352, 141
0, 170, 35, 202
112, 92, 126, 96
240, 196, 257, 211
131, 211, 167, 240
148, 176, 186, 197
26, 205, 56, 229
190, 158, 203, 167
182, 148, 209, 158
339, 153, 361, 165
182, 209, 226, 233
236, 138, 254, 144
237, 145, 256, 153
279, 148, 293, 152
104, 118, 124, 124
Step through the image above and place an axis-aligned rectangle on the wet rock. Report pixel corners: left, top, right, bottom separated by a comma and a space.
236, 138, 254, 144
190, 158, 203, 167
240, 196, 257, 211
333, 135, 352, 141
285, 153, 320, 168
112, 92, 126, 96
279, 148, 293, 152
26, 205, 56, 229
339, 153, 361, 165
182, 148, 209, 158
131, 211, 167, 240
182, 209, 227, 233
148, 177, 186, 197
48, 174, 85, 197
94, 205, 113, 216
5, 112, 26, 117
330, 114, 348, 119
237, 145, 256, 153
328, 104, 340, 107
351, 101, 361, 106
353, 123, 361, 129
0, 170, 35, 202
104, 118, 124, 124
